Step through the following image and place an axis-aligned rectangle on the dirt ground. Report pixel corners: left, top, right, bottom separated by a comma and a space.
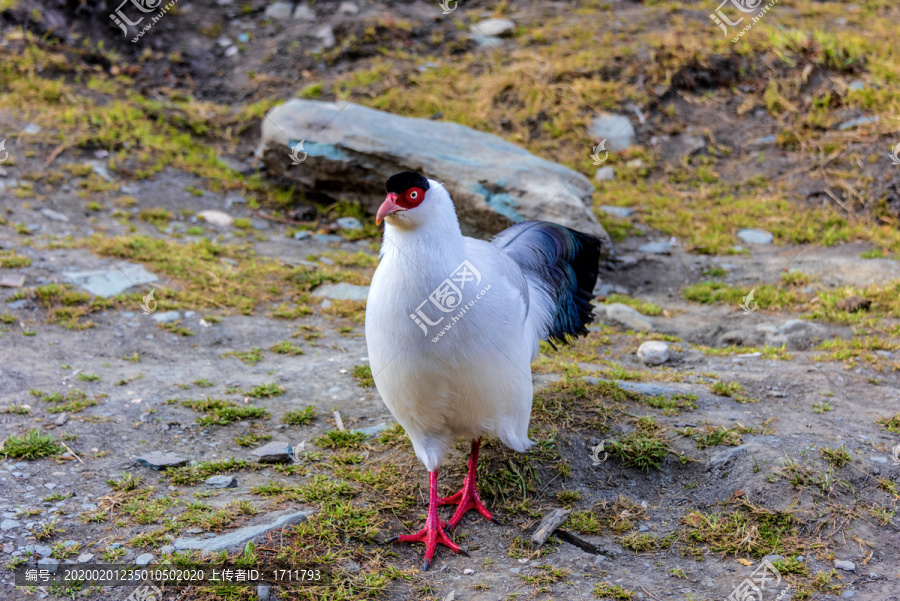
1, 1, 900, 600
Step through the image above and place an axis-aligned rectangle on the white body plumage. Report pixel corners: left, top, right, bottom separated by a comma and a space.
365, 181, 550, 471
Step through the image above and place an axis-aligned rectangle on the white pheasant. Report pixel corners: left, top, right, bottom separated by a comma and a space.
365, 172, 602, 570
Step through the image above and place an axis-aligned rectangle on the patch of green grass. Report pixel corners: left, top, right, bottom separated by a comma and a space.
180, 397, 269, 426
30, 388, 98, 413
138, 207, 173, 228
593, 582, 635, 600
697, 344, 791, 360
76, 372, 100, 382
158, 320, 194, 337
605, 431, 671, 471
270, 340, 304, 355
222, 347, 264, 365
235, 432, 272, 447
315, 430, 367, 449
642, 392, 698, 416
620, 532, 675, 552
376, 422, 408, 447
1, 429, 64, 459
606, 293, 661, 316
682, 424, 754, 450
682, 504, 814, 558
0, 251, 31, 268
245, 382, 284, 398
556, 490, 582, 507
283, 406, 317, 426
33, 519, 63, 541
812, 401, 833, 414
107, 472, 143, 491
352, 364, 374, 387
193, 378, 214, 388
165, 458, 259, 486
876, 414, 900, 433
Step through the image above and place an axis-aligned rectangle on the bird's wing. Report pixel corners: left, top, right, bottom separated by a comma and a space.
491, 221, 602, 348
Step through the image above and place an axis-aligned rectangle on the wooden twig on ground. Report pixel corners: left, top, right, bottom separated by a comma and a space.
530, 508, 571, 549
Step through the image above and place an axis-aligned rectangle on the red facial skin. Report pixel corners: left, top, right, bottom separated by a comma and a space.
375, 187, 426, 224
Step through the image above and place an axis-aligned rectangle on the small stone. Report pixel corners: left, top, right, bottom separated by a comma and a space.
197, 210, 234, 228
472, 18, 516, 37
251, 441, 292, 464
1, 519, 21, 531
225, 45, 239, 57
869, 457, 888, 464
135, 553, 154, 566
293, 4, 314, 20
336, 216, 362, 230
595, 167, 615, 182
136, 453, 188, 471
293, 230, 311, 240
23, 123, 41, 134
637, 341, 669, 366
160, 545, 175, 555
264, 1, 293, 20
604, 303, 652, 332
311, 283, 369, 301
86, 160, 113, 182
237, 32, 250, 43
205, 475, 237, 489
637, 241, 673, 255
834, 559, 856, 572
338, 1, 358, 14
40, 208, 69, 222
836, 295, 871, 313
151, 311, 180, 324
463, 568, 474, 575
838, 115, 878, 130
35, 545, 53, 557
314, 25, 335, 49
315, 233, 343, 243
589, 113, 635, 152
600, 205, 632, 218
258, 584, 273, 600
737, 229, 773, 245
762, 554, 783, 564
76, 553, 94, 563
37, 557, 59, 573
842, 591, 856, 598
355, 423, 389, 438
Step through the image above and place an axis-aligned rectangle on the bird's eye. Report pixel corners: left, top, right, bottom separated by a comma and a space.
409, 191, 418, 199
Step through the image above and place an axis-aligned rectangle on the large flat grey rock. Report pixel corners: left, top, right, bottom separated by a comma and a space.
255, 100, 610, 251
63, 262, 158, 298
173, 509, 314, 553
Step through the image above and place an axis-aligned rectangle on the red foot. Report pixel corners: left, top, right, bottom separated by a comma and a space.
438, 438, 497, 531
387, 471, 467, 571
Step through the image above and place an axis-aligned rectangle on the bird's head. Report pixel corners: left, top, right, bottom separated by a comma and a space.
377, 171, 444, 230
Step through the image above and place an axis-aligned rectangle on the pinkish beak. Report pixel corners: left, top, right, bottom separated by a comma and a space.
376, 192, 404, 225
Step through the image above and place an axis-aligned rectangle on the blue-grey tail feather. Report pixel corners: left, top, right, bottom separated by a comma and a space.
492, 221, 602, 345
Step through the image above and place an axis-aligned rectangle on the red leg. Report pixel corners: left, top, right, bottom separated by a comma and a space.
438, 438, 497, 531
386, 470, 467, 571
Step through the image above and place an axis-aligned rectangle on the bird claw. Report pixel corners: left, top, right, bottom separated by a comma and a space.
382, 536, 400, 546
390, 519, 462, 571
